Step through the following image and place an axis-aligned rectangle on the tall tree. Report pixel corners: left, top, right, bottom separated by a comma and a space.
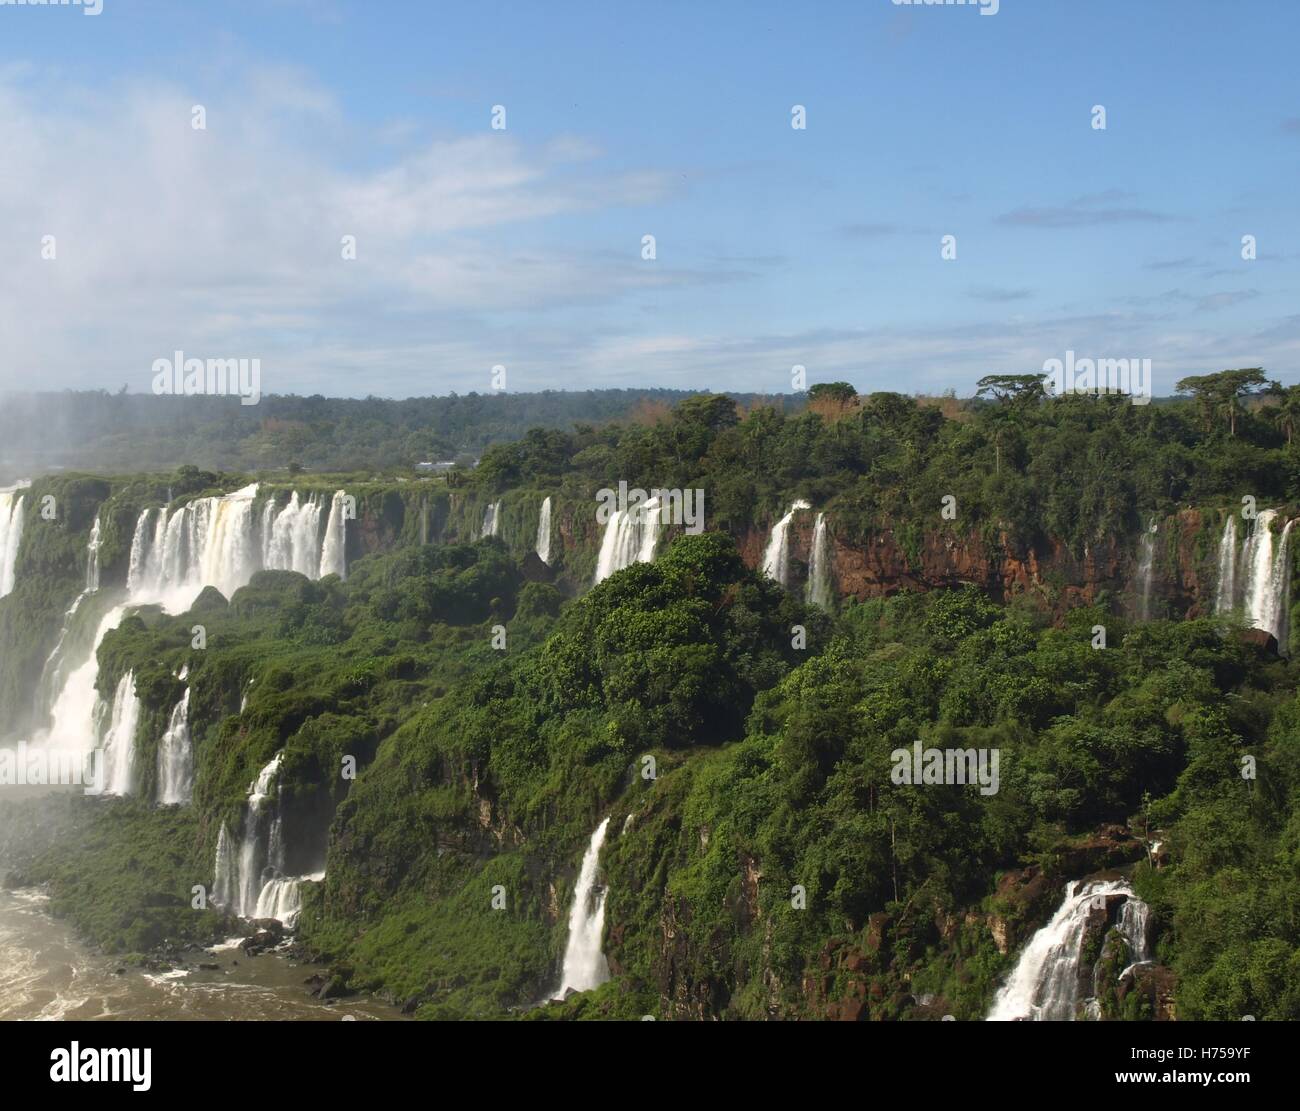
1175, 368, 1268, 437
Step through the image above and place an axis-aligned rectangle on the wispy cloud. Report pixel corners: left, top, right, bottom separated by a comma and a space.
997, 191, 1172, 228
968, 285, 1033, 303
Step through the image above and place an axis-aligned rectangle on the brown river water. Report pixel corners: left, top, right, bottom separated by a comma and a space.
0, 887, 404, 1021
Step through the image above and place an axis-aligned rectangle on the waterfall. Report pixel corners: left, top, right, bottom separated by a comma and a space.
1115, 895, 1151, 976
126, 483, 262, 609
84, 514, 102, 591
38, 604, 129, 755
1240, 509, 1295, 644
1135, 518, 1157, 621
805, 512, 833, 608
1214, 515, 1237, 614
761, 500, 812, 588
593, 498, 663, 585
263, 492, 325, 576
156, 688, 193, 805
319, 490, 348, 579
536, 496, 553, 564
98, 671, 141, 797
37, 518, 105, 717
211, 752, 319, 926
481, 501, 501, 539
555, 817, 611, 997
0, 483, 29, 598
986, 879, 1149, 1021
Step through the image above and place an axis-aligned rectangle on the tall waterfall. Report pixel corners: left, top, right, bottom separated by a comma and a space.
98, 671, 141, 797
1214, 515, 1237, 614
987, 879, 1150, 1021
127, 483, 263, 609
212, 752, 318, 926
762, 500, 811, 588
535, 496, 553, 564
156, 688, 193, 805
39, 605, 129, 755
0, 483, 29, 598
805, 512, 833, 608
319, 490, 348, 579
1135, 519, 1157, 621
37, 518, 105, 718
262, 492, 324, 576
555, 817, 611, 997
481, 501, 501, 539
1239, 509, 1295, 644
40, 483, 342, 753
593, 498, 663, 585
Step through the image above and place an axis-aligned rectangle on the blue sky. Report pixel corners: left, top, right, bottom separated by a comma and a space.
1, 0, 1298, 399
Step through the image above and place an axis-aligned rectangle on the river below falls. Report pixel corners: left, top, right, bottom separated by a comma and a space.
0, 887, 404, 1021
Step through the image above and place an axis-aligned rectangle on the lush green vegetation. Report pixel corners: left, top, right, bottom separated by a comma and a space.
4, 384, 1300, 1020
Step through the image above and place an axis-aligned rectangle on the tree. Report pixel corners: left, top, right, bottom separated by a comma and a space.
1175, 369, 1268, 437
975, 377, 1042, 474
975, 374, 1046, 407
1265, 383, 1300, 445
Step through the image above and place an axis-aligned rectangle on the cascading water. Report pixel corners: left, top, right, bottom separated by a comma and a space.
38, 483, 349, 769
156, 688, 193, 805
536, 496, 553, 564
761, 500, 811, 588
593, 498, 663, 585
1214, 515, 1237, 614
986, 879, 1149, 1021
805, 511, 833, 608
127, 484, 263, 610
37, 517, 104, 718
481, 501, 501, 539
211, 752, 319, 926
0, 482, 29, 598
319, 490, 348, 579
262, 492, 324, 576
98, 671, 141, 797
555, 817, 611, 997
1239, 509, 1295, 644
1135, 518, 1157, 621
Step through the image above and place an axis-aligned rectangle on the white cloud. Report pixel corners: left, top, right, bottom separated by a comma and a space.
0, 66, 687, 395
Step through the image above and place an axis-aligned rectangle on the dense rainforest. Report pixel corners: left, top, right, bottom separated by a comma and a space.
2, 377, 1300, 1021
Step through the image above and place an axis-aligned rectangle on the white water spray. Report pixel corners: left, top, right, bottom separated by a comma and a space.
156, 688, 193, 805
319, 490, 348, 579
593, 499, 663, 584
0, 483, 30, 598
805, 512, 833, 608
762, 500, 811, 588
98, 671, 141, 797
1214, 515, 1237, 614
1135, 518, 1157, 621
555, 818, 611, 997
536, 496, 553, 564
987, 879, 1149, 1021
1240, 509, 1295, 644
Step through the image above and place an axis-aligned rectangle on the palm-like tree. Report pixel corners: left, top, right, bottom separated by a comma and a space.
1268, 385, 1300, 445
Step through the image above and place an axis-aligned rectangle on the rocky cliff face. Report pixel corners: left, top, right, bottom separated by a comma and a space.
735, 509, 1217, 620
